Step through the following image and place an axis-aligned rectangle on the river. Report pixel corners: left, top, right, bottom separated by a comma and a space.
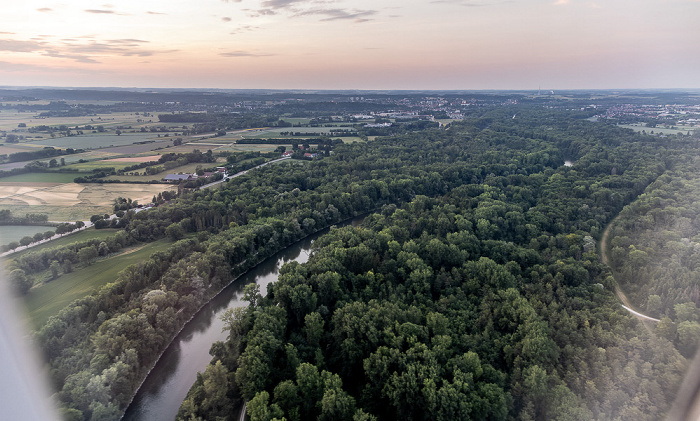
122, 216, 364, 421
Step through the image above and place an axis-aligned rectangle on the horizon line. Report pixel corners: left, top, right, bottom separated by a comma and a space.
1, 85, 700, 93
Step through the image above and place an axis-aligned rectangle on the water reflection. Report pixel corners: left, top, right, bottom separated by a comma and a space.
123, 220, 356, 421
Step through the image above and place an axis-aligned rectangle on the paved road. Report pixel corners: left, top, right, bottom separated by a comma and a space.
0, 221, 93, 257
0, 206, 155, 258
199, 157, 291, 189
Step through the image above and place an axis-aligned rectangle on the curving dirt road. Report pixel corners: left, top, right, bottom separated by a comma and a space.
600, 215, 660, 323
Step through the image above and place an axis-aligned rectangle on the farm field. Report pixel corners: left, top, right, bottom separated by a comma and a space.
99, 140, 177, 155
27, 132, 166, 150
0, 172, 81, 183
0, 182, 175, 221
23, 238, 173, 328
9, 228, 120, 260
0, 225, 55, 245
104, 162, 208, 181
60, 160, 135, 172
0, 110, 158, 132
0, 144, 36, 155
153, 143, 216, 154
185, 142, 233, 150
240, 126, 342, 138
104, 155, 162, 163
618, 123, 696, 135
213, 143, 284, 153
0, 150, 131, 172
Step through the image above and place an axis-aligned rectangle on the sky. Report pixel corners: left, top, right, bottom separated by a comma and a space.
0, 0, 698, 90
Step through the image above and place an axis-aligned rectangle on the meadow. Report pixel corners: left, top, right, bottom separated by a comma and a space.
23, 238, 173, 328
0, 172, 81, 183
27, 132, 166, 150
209, 143, 284, 153
240, 126, 343, 139
99, 140, 175, 155
105, 155, 163, 163
59, 160, 136, 172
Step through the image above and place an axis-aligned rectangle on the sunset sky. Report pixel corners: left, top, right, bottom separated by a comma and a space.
0, 0, 698, 90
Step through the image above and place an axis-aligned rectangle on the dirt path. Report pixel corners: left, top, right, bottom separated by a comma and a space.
600, 215, 660, 323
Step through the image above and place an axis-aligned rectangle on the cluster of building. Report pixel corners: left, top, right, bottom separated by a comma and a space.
281, 150, 318, 158
599, 103, 700, 123
163, 167, 227, 182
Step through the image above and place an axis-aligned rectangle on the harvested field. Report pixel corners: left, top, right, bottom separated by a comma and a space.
104, 155, 162, 163
159, 144, 219, 154
0, 183, 59, 197
0, 145, 35, 155
214, 144, 281, 153
0, 183, 176, 220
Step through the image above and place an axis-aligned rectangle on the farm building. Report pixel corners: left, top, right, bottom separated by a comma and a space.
164, 174, 193, 182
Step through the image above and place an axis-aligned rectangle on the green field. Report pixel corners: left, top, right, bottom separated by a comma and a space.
0, 110, 153, 132
28, 132, 165, 150
0, 225, 55, 245
0, 150, 131, 172
216, 144, 286, 153
279, 118, 311, 125
59, 160, 135, 172
240, 127, 334, 139
9, 228, 120, 260
104, 162, 206, 181
618, 124, 697, 136
23, 238, 173, 327
0, 172, 82, 183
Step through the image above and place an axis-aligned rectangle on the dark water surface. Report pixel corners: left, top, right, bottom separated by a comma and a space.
123, 217, 364, 421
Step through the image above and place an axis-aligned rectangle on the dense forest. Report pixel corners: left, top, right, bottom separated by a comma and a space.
607, 159, 700, 358
176, 111, 697, 421
9, 106, 699, 420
